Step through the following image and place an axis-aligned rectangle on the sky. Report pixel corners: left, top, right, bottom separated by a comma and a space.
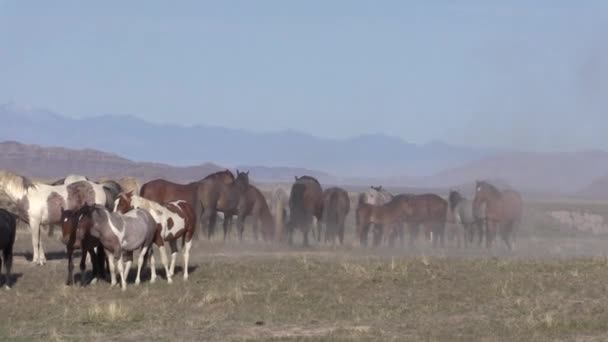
1, 1, 607, 151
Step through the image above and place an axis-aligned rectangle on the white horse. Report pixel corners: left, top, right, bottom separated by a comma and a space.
114, 192, 194, 283
0, 170, 107, 265
270, 187, 290, 242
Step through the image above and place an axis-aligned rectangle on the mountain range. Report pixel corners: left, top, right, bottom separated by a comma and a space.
3, 103, 608, 197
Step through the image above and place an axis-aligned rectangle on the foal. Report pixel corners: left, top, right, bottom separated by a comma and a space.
114, 192, 194, 283
0, 209, 16, 289
61, 208, 107, 286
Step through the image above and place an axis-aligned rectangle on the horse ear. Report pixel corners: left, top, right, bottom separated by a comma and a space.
127, 190, 133, 197
245, 170, 249, 175
236, 169, 239, 175
295, 176, 298, 181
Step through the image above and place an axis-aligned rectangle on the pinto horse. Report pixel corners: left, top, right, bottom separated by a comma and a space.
287, 176, 324, 247
114, 192, 194, 283
322, 187, 350, 245
473, 181, 522, 250
140, 169, 235, 239
234, 184, 275, 242
0, 171, 107, 265
195, 170, 250, 240
72, 204, 157, 291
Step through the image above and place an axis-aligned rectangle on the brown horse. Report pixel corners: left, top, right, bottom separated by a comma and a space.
233, 185, 275, 242
322, 187, 350, 245
473, 181, 522, 250
60, 207, 108, 286
402, 194, 449, 248
356, 194, 412, 247
287, 176, 323, 246
195, 170, 250, 240
140, 169, 235, 238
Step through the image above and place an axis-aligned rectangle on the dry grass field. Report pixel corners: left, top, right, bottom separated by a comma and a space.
2, 197, 608, 341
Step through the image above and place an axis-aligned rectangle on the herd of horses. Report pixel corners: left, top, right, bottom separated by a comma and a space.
0, 169, 523, 289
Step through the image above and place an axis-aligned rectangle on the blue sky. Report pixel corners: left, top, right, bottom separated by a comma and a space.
1, 1, 607, 151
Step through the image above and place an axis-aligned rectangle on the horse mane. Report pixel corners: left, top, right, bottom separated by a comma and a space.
479, 181, 501, 198
448, 190, 464, 211
0, 170, 37, 197
296, 175, 321, 186
204, 169, 235, 181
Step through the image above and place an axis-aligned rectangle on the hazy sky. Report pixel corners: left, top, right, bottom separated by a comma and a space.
1, 1, 607, 151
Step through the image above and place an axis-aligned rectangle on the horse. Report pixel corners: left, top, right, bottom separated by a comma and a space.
0, 170, 107, 265
287, 176, 324, 246
270, 187, 290, 242
140, 169, 235, 238
114, 192, 194, 283
448, 190, 482, 247
360, 186, 394, 243
322, 187, 350, 245
364, 186, 394, 206
195, 170, 250, 240
473, 181, 523, 250
0, 209, 16, 289
356, 194, 412, 247
234, 184, 275, 242
50, 174, 90, 186
402, 194, 448, 248
72, 204, 157, 290
60, 207, 108, 286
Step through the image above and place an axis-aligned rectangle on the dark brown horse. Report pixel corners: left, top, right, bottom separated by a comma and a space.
60, 207, 108, 286
140, 169, 235, 238
402, 194, 449, 248
195, 170, 250, 239
287, 176, 324, 246
322, 187, 350, 245
473, 181, 523, 250
356, 194, 412, 247
233, 185, 275, 242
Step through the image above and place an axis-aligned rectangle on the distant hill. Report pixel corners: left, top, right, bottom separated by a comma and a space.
0, 141, 334, 184
0, 103, 492, 178
420, 150, 608, 194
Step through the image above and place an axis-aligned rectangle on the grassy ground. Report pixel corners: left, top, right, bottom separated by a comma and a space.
2, 229, 608, 341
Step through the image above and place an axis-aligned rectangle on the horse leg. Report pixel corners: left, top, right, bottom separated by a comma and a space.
80, 249, 89, 286
157, 243, 171, 284
201, 209, 216, 240
223, 214, 232, 241
169, 240, 178, 277
409, 223, 419, 247
107, 251, 117, 287
500, 222, 513, 251
3, 248, 11, 289
29, 218, 45, 265
236, 213, 246, 242
135, 247, 148, 285
486, 221, 496, 249
183, 238, 192, 281
65, 245, 74, 286
302, 223, 310, 247
116, 255, 127, 291
372, 224, 383, 247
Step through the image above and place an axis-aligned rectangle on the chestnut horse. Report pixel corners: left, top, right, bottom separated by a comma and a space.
473, 181, 522, 250
287, 176, 324, 247
322, 187, 350, 245
234, 184, 275, 242
195, 171, 250, 240
402, 194, 448, 248
356, 194, 412, 247
140, 169, 235, 238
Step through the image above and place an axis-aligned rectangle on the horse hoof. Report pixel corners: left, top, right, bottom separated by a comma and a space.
167, 278, 173, 284
4, 285, 11, 291
121, 287, 127, 292
150, 278, 157, 284
90, 278, 98, 285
